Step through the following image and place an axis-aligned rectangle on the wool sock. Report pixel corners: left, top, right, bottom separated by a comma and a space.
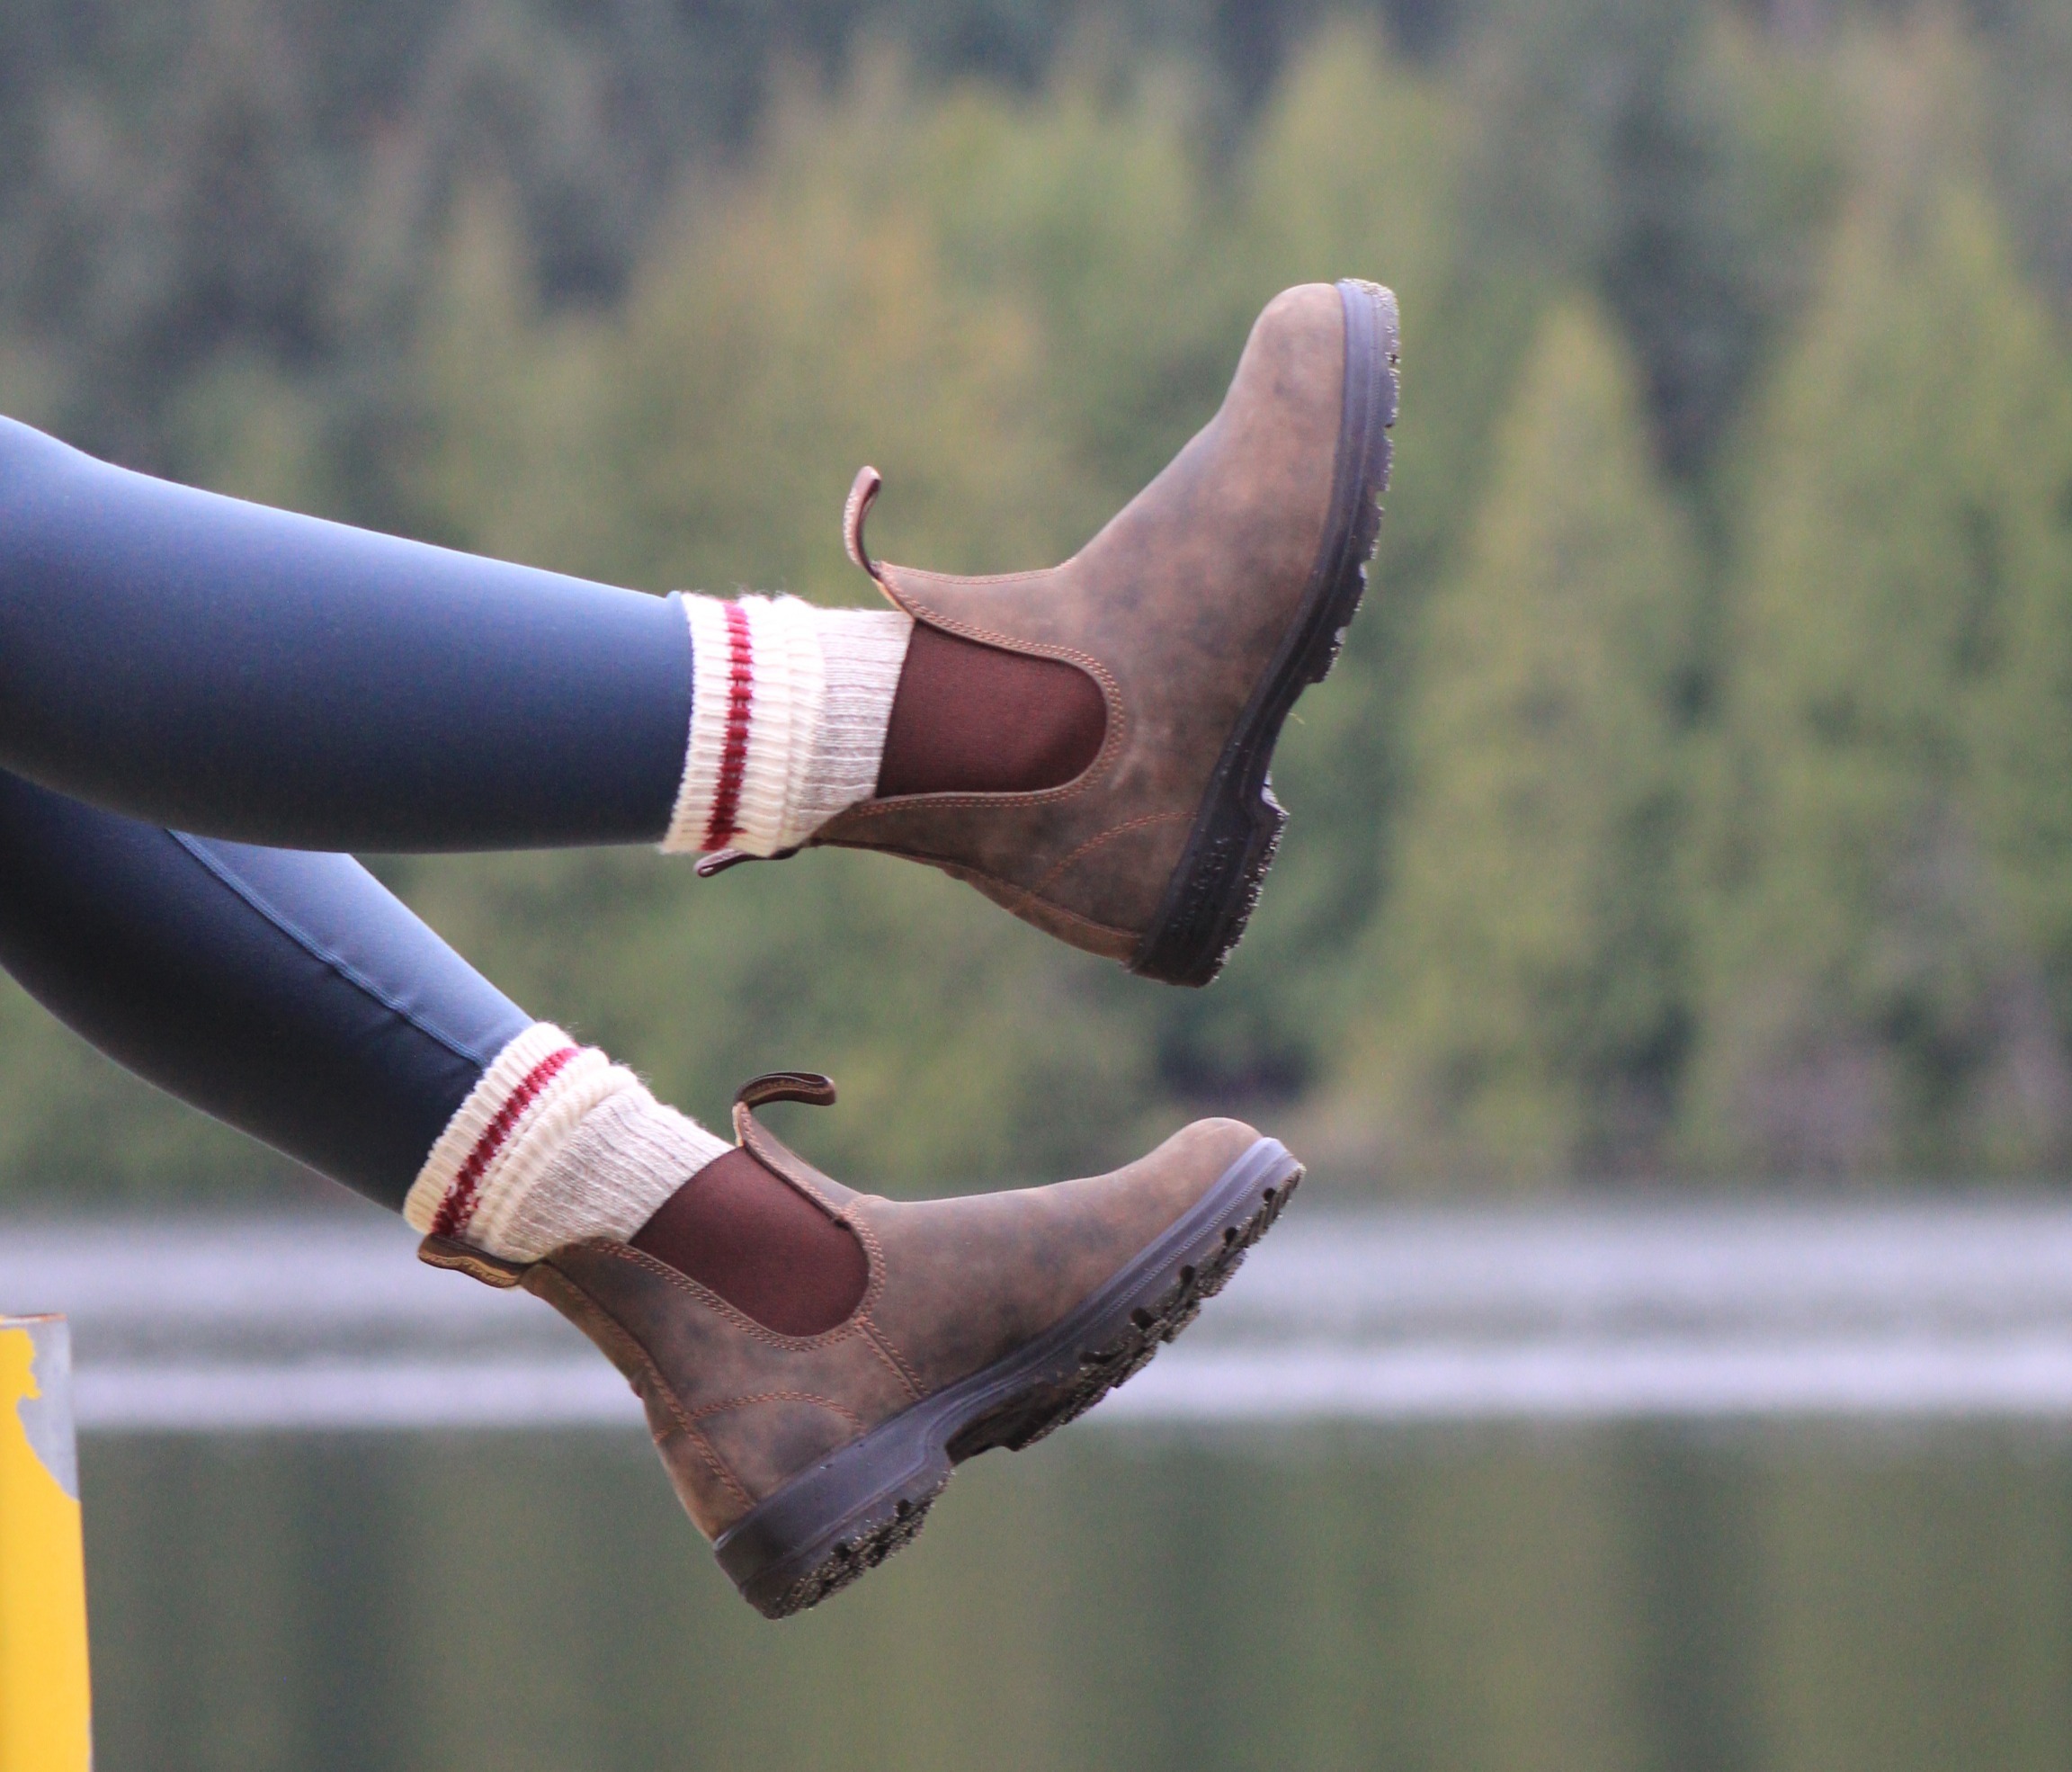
405, 1023, 727, 1259
663, 595, 913, 856
660, 594, 1108, 855
405, 1024, 868, 1333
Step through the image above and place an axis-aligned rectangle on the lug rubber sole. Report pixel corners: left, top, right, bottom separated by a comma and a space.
1130, 278, 1399, 988
711, 1137, 1302, 1619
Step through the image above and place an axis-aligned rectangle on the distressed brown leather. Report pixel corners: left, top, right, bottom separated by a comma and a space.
423, 1078, 1258, 1543
815, 282, 1348, 962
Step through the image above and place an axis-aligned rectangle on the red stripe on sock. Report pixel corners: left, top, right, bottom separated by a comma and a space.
703, 601, 755, 848
431, 1045, 581, 1238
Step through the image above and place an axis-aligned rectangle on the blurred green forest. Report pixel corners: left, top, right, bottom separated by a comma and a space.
4, 0, 2072, 1200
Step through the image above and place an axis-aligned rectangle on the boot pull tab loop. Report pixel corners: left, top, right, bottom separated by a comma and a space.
729, 1073, 859, 1218
732, 1071, 838, 1156
418, 1233, 530, 1289
735, 1071, 838, 1114
843, 466, 884, 579
695, 844, 798, 879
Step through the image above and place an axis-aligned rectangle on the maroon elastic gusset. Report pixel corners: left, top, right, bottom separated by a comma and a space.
630, 1147, 868, 1336
877, 623, 1106, 798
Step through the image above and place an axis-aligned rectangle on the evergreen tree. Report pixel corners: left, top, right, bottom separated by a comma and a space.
1689, 175, 2072, 1177
1331, 300, 1700, 1182
11, 13, 2072, 1203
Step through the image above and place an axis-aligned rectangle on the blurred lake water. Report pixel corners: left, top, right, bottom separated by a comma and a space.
12, 1203, 2072, 1770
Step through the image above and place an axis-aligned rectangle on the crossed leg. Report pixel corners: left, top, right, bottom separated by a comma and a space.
0, 766, 529, 1209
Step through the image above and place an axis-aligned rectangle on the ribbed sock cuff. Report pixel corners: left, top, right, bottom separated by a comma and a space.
404, 1023, 731, 1262
797, 606, 913, 837
663, 595, 911, 856
665, 594, 821, 856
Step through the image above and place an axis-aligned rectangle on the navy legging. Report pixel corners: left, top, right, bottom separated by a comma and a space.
0, 416, 703, 1211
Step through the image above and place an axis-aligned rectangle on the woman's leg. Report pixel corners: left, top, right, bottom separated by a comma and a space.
0, 416, 1058, 860
0, 769, 1298, 1620
0, 417, 695, 852
0, 405, 1105, 864
0, 765, 863, 1312
0, 405, 1119, 874
0, 766, 531, 1204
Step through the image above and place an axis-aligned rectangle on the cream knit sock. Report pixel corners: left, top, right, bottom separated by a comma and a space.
662, 595, 913, 857
404, 1023, 731, 1263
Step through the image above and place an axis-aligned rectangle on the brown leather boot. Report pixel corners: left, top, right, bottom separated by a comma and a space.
421, 1072, 1300, 1618
811, 278, 1397, 986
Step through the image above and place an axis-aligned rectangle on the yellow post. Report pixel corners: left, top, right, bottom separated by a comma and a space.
0, 1315, 93, 1770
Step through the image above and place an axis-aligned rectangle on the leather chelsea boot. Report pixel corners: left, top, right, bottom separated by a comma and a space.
788, 278, 1398, 985
421, 1072, 1301, 1618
